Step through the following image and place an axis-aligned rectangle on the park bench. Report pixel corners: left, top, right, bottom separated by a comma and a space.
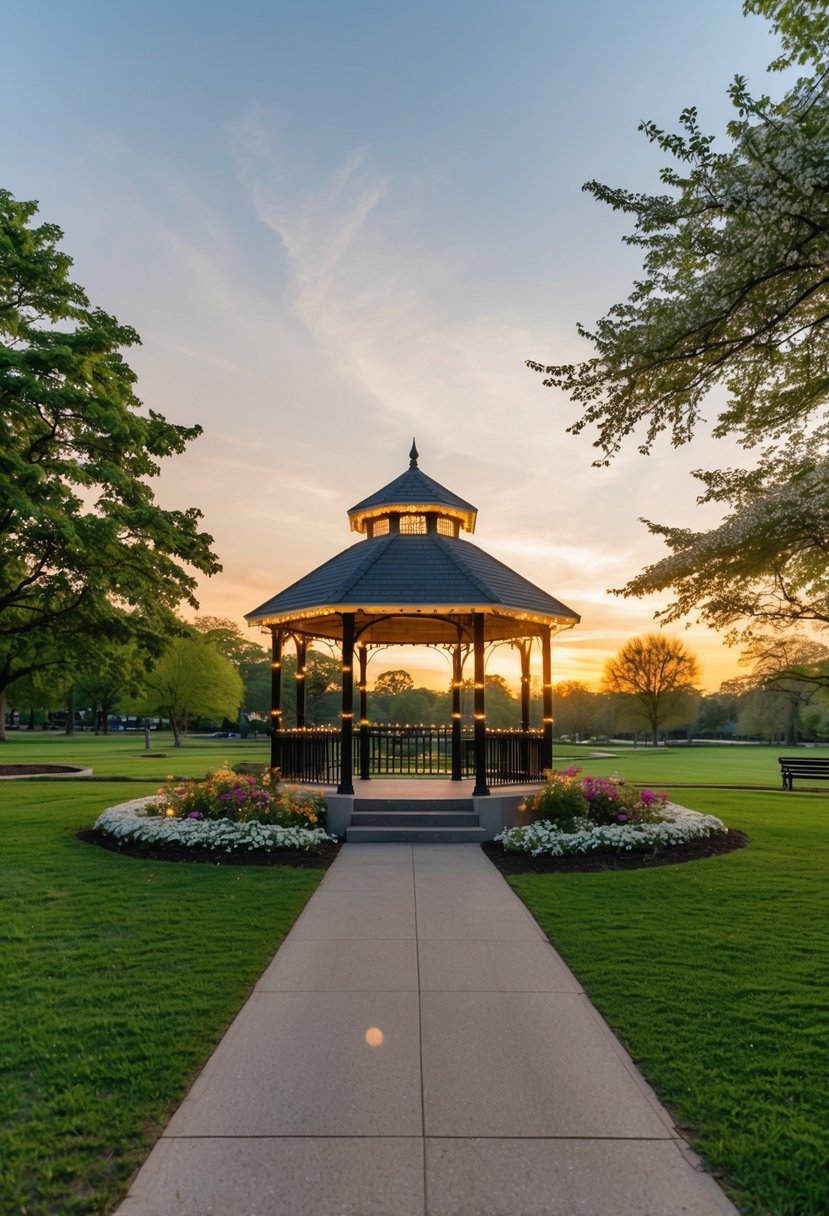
778, 755, 829, 789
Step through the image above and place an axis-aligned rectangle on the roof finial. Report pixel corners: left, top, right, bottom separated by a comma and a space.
409, 437, 419, 468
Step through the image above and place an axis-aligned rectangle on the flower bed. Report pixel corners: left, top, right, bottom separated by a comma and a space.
496, 767, 727, 857
93, 767, 334, 854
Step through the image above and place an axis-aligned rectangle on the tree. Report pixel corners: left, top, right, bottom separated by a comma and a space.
136, 638, 243, 746
389, 688, 433, 724
75, 638, 147, 733
695, 693, 737, 739
736, 632, 829, 743
552, 680, 596, 741
373, 670, 414, 698
192, 617, 267, 674
0, 189, 220, 730
601, 634, 701, 744
528, 2, 829, 641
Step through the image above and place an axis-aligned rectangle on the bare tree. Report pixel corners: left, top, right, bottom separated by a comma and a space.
601, 634, 700, 745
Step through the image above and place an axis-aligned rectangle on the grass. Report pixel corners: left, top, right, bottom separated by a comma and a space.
0, 727, 272, 779
0, 735, 323, 1215
553, 739, 829, 787
510, 787, 829, 1216
2, 733, 827, 1214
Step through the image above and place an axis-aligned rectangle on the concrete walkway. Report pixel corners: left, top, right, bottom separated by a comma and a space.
118, 845, 738, 1216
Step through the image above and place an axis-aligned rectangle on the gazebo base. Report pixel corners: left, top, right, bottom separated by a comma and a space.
320, 778, 541, 842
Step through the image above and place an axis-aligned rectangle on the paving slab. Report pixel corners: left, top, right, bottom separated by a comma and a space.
257, 937, 419, 992
120, 1137, 425, 1216
165, 990, 422, 1137
116, 842, 739, 1216
421, 990, 672, 1138
417, 939, 581, 992
425, 1138, 737, 1216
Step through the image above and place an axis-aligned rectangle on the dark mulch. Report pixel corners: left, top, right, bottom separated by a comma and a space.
77, 827, 343, 869
0, 764, 85, 776
481, 829, 749, 875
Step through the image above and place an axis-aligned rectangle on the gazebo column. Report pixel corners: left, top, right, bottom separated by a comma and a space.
541, 626, 554, 771
338, 613, 355, 795
270, 628, 283, 773
451, 639, 463, 782
472, 612, 489, 796
294, 637, 307, 728
358, 643, 370, 781
518, 638, 532, 777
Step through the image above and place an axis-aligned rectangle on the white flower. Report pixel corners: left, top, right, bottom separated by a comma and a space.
94, 797, 335, 852
495, 801, 727, 857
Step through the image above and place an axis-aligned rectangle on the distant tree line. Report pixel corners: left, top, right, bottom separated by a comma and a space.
11, 624, 829, 748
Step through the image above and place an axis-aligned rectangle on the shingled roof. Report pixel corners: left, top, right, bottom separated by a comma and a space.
246, 532, 580, 644
348, 441, 477, 533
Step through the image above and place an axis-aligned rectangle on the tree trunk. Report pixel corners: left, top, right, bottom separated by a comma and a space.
0, 690, 6, 742
170, 710, 182, 747
65, 686, 75, 736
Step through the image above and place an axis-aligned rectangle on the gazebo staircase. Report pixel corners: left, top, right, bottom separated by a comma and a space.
345, 795, 486, 843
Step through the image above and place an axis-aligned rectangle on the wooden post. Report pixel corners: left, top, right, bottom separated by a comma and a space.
295, 637, 307, 728
518, 638, 532, 777
472, 612, 489, 796
358, 643, 370, 781
541, 626, 553, 772
519, 640, 532, 732
270, 628, 283, 773
338, 613, 355, 795
451, 638, 463, 781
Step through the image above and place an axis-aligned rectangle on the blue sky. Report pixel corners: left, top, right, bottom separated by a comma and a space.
3, 2, 782, 690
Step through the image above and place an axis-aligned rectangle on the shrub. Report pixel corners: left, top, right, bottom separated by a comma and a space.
521, 766, 666, 830
148, 767, 327, 830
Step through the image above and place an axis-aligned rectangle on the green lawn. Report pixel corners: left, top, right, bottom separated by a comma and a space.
553, 739, 814, 787
2, 734, 827, 1215
510, 787, 829, 1216
0, 738, 322, 1215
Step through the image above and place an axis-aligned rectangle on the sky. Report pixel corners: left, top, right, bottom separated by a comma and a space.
2, 2, 785, 693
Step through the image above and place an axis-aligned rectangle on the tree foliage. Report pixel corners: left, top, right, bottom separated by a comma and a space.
552, 680, 596, 740
0, 189, 220, 711
601, 634, 700, 743
137, 638, 243, 746
528, 2, 829, 640
192, 617, 266, 674
373, 670, 414, 698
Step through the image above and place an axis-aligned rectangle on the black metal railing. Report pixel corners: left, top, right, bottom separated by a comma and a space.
276, 728, 341, 785
366, 724, 457, 776
275, 724, 545, 785
485, 730, 543, 786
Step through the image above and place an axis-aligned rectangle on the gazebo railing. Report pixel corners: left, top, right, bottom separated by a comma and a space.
277, 728, 342, 785
367, 724, 457, 776
274, 725, 545, 785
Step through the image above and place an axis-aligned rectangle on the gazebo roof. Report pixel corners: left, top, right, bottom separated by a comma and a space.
348, 441, 477, 534
245, 531, 580, 644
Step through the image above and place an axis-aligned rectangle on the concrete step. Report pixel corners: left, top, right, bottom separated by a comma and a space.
345, 825, 488, 844
351, 811, 479, 828
353, 798, 473, 814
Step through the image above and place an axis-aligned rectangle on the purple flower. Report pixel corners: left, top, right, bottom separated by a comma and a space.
188, 811, 204, 820
616, 812, 628, 823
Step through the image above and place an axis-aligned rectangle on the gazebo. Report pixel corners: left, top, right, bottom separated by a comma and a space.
245, 443, 580, 798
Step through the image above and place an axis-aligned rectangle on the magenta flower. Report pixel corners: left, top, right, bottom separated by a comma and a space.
188, 811, 204, 820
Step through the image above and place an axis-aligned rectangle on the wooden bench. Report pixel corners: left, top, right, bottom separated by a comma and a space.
778, 756, 829, 789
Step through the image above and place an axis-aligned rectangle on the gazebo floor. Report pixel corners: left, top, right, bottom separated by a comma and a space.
313, 777, 542, 801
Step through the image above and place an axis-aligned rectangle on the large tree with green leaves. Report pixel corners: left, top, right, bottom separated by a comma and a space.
136, 637, 243, 746
0, 189, 220, 730
529, 1, 829, 642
